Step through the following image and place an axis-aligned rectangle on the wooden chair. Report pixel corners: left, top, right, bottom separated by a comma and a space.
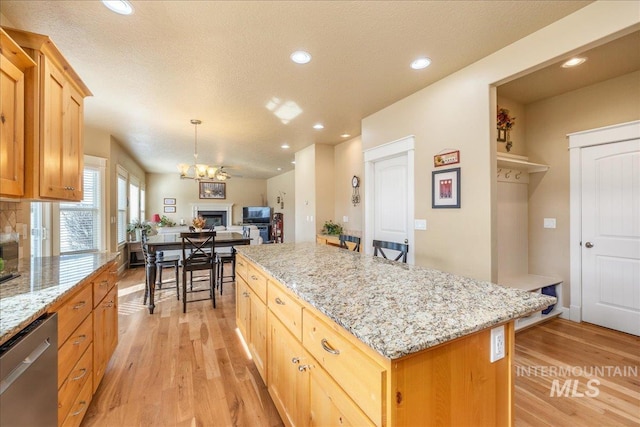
216, 226, 248, 295
339, 234, 361, 252
141, 230, 180, 305
372, 239, 409, 263
180, 231, 217, 313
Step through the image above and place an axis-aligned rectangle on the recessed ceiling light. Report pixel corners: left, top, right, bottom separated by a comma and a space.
340, 133, 351, 138
277, 167, 282, 171
291, 50, 312, 64
291, 160, 296, 164
281, 143, 290, 149
102, 0, 134, 15
561, 57, 587, 68
313, 123, 324, 130
411, 57, 431, 70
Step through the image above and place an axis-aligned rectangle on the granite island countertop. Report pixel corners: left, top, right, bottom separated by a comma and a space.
0, 252, 119, 346
236, 243, 556, 360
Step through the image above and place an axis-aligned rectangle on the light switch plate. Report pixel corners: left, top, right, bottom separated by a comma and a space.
544, 218, 557, 229
343, 216, 349, 223
414, 219, 427, 230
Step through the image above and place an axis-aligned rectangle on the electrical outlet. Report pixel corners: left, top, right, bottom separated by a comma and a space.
490, 325, 505, 363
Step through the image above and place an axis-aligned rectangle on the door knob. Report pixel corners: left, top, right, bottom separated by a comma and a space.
585, 242, 594, 248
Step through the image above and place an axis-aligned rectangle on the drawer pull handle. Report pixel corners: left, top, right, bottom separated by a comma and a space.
72, 368, 88, 381
73, 334, 87, 345
251, 275, 258, 281
275, 297, 285, 305
72, 301, 87, 310
99, 280, 109, 287
291, 357, 300, 364
104, 301, 114, 308
321, 338, 340, 355
298, 364, 311, 372
242, 291, 250, 297
70, 401, 87, 417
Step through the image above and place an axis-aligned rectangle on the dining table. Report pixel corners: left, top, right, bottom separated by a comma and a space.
144, 231, 250, 314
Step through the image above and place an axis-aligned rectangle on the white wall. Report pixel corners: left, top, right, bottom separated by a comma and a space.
267, 170, 295, 242
362, 1, 640, 281
334, 136, 364, 236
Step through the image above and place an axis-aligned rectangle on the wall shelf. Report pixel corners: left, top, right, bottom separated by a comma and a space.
498, 273, 563, 331
497, 153, 549, 173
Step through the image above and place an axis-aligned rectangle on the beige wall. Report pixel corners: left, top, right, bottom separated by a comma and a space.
146, 174, 267, 226
294, 144, 335, 242
526, 70, 640, 305
267, 170, 295, 242
334, 136, 364, 236
362, 1, 639, 281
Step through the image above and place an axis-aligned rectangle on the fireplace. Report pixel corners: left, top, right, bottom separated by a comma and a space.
190, 203, 234, 228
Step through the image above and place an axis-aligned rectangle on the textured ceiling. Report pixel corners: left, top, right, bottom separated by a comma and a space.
0, 1, 592, 179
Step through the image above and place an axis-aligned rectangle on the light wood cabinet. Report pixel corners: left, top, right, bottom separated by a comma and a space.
2, 27, 91, 201
49, 260, 118, 427
268, 312, 310, 427
0, 28, 35, 197
93, 268, 118, 392
236, 255, 268, 382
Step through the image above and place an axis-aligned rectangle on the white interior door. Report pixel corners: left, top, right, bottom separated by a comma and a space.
581, 138, 640, 335
373, 155, 409, 253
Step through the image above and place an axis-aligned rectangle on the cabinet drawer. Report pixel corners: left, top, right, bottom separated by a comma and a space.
58, 314, 93, 388
247, 264, 267, 303
303, 311, 384, 426
310, 363, 374, 427
58, 343, 92, 425
61, 371, 93, 427
57, 284, 92, 347
92, 266, 115, 307
268, 280, 303, 341
236, 255, 248, 281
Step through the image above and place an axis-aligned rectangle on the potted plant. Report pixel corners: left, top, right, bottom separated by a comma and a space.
158, 215, 176, 227
127, 219, 152, 241
321, 220, 343, 236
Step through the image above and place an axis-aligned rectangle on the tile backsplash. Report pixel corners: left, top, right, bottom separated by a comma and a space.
0, 201, 29, 258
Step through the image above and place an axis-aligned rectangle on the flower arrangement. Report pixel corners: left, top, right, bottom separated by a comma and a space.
497, 107, 516, 130
158, 215, 176, 227
192, 216, 206, 229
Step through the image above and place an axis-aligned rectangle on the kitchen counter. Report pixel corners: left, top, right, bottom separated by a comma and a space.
237, 242, 555, 359
0, 252, 118, 345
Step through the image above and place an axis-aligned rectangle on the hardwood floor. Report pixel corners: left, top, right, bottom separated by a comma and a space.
83, 268, 640, 426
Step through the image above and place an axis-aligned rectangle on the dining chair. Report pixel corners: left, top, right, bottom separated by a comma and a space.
141, 230, 180, 305
372, 239, 409, 263
338, 234, 361, 252
180, 231, 217, 313
216, 226, 249, 294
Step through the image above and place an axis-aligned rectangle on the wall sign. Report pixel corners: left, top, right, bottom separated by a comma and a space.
433, 150, 460, 167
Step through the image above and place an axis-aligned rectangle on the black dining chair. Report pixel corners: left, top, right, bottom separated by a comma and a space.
216, 226, 248, 295
179, 231, 217, 313
372, 239, 409, 263
339, 234, 361, 252
141, 230, 180, 305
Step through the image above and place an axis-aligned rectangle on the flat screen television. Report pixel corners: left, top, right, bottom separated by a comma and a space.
242, 206, 272, 224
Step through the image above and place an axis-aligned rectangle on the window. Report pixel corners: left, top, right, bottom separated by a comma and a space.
140, 186, 146, 223
117, 168, 128, 245
129, 177, 140, 223
59, 157, 105, 254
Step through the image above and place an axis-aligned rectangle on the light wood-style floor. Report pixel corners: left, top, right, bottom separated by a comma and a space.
82, 268, 640, 427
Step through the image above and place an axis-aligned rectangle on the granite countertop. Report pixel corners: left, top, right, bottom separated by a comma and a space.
237, 243, 556, 360
0, 252, 118, 346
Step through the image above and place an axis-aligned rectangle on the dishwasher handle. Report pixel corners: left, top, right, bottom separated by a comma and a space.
0, 338, 51, 396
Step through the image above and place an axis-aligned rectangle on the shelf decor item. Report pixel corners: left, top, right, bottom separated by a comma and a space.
432, 167, 461, 208
192, 216, 206, 231
321, 220, 343, 236
497, 107, 516, 152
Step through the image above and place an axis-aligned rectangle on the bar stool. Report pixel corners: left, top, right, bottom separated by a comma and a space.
141, 230, 180, 305
372, 239, 409, 263
180, 231, 217, 313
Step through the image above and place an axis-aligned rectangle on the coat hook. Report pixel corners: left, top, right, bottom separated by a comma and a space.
505, 170, 511, 179
515, 171, 522, 180
497, 168, 502, 177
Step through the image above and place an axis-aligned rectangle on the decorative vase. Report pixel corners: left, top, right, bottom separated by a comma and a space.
195, 227, 203, 232
135, 228, 142, 242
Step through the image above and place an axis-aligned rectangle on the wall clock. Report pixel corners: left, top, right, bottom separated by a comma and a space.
351, 175, 360, 206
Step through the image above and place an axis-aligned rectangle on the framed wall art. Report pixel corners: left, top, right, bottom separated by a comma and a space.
164, 198, 176, 205
199, 182, 226, 199
164, 206, 176, 213
433, 150, 460, 167
432, 167, 460, 208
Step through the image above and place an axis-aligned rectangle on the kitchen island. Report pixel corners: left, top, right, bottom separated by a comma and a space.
235, 243, 555, 426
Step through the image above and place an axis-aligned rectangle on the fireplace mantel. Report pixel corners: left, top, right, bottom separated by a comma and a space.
190, 202, 234, 223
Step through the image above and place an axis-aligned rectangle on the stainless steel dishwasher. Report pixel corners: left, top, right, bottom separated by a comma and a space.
0, 313, 58, 426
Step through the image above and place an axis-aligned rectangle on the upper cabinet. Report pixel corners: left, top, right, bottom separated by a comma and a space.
0, 28, 35, 197
1, 27, 92, 201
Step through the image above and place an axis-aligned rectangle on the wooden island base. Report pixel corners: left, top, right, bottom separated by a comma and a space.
237, 253, 514, 426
